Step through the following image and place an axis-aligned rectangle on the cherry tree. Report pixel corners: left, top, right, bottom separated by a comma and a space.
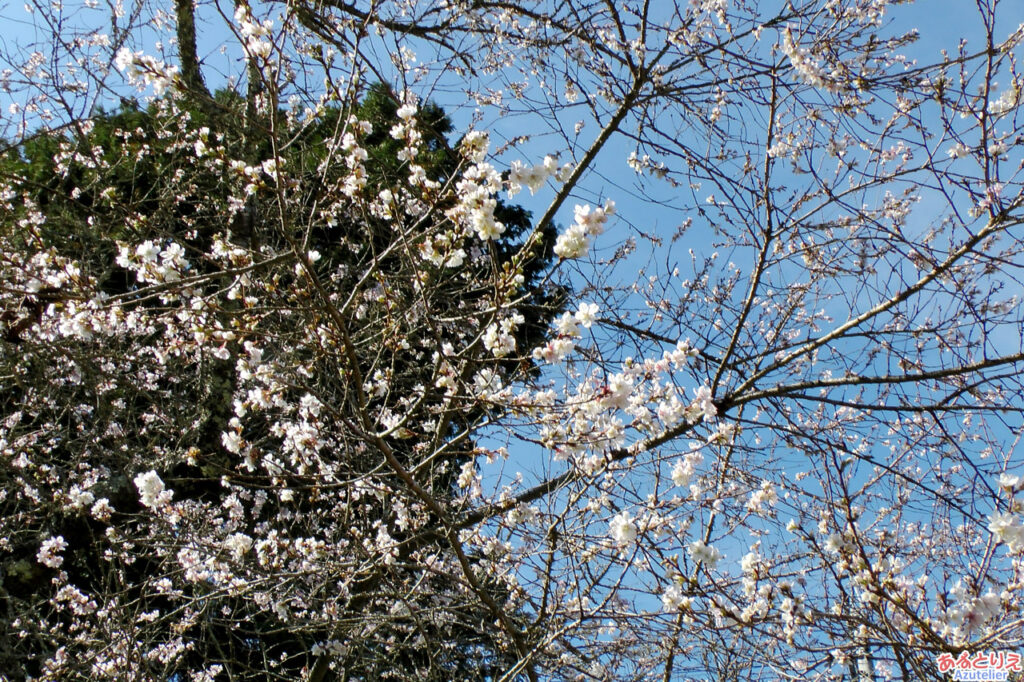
1, 0, 1023, 680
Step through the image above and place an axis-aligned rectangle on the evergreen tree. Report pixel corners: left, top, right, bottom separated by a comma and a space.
0, 82, 558, 680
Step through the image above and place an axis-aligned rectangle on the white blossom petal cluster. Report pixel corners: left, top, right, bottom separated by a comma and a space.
661, 582, 692, 612
609, 511, 637, 545
671, 448, 704, 487
988, 511, 1024, 552
688, 540, 722, 567
116, 240, 191, 286
935, 583, 1006, 640
234, 4, 274, 59
134, 470, 173, 509
448, 162, 505, 241
337, 116, 374, 197
53, 584, 98, 615
554, 200, 615, 259
507, 155, 572, 196
37, 535, 68, 568
987, 82, 1021, 116
746, 480, 778, 515
223, 532, 254, 560
113, 48, 179, 95
483, 312, 524, 357
574, 302, 599, 328
780, 27, 839, 93
418, 230, 466, 268
390, 95, 424, 164
460, 130, 490, 164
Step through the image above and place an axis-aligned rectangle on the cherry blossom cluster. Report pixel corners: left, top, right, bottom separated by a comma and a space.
553, 200, 616, 259
780, 27, 840, 93
234, 4, 275, 60
113, 48, 180, 96
506, 155, 573, 196
448, 157, 506, 241
115, 240, 191, 287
